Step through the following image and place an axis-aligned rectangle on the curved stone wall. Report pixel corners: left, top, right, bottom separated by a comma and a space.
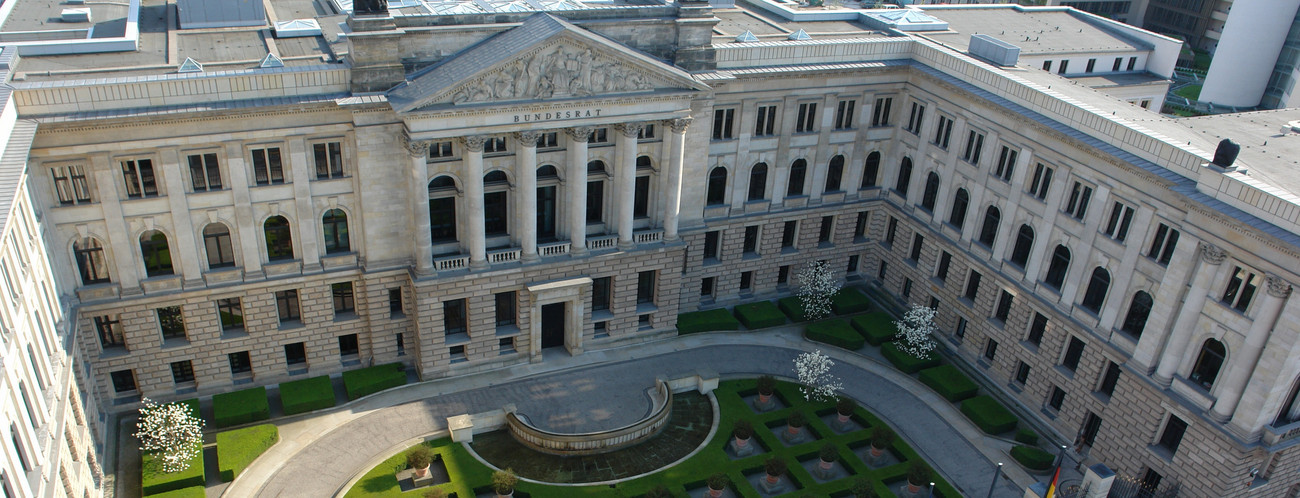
505, 379, 672, 456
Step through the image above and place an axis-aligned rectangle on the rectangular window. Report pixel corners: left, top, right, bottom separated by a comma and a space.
449, 345, 467, 363
886, 217, 898, 246
983, 338, 998, 361
276, 290, 300, 324
995, 146, 1017, 182
877, 261, 888, 280
933, 115, 954, 149
332, 282, 355, 315
740, 271, 753, 291
284, 342, 307, 366
782, 221, 798, 248
217, 298, 244, 331
1222, 266, 1258, 312
121, 159, 158, 198
51, 165, 93, 204
848, 255, 859, 273
95, 315, 124, 349
187, 153, 222, 192
389, 288, 404, 315
936, 251, 952, 282
170, 360, 195, 384
700, 277, 714, 297
1048, 386, 1066, 411
637, 271, 657, 305
587, 180, 604, 223
111, 369, 137, 393
1098, 361, 1121, 398
955, 316, 968, 339
743, 226, 759, 254
995, 290, 1014, 322
538, 132, 560, 148
1086, 58, 1096, 73
854, 211, 870, 239
818, 216, 834, 244
905, 102, 925, 134
713, 108, 735, 140
428, 141, 454, 159
1113, 57, 1123, 71
1042, 60, 1052, 71
909, 234, 924, 262
755, 105, 777, 137
964, 270, 982, 301
495, 291, 517, 327
592, 277, 612, 311
1157, 415, 1187, 454
251, 147, 285, 185
313, 141, 345, 179
1058, 59, 1069, 74
796, 102, 818, 133
962, 130, 985, 165
1015, 362, 1030, 385
1147, 223, 1180, 265
1103, 201, 1136, 241
1028, 163, 1053, 200
483, 136, 508, 153
499, 337, 516, 354
834, 99, 856, 130
1063, 337, 1085, 371
158, 306, 186, 341
229, 351, 252, 375
902, 278, 913, 300
396, 333, 406, 355
1027, 312, 1047, 346
338, 334, 359, 357
634, 176, 650, 218
590, 129, 609, 144
443, 299, 467, 335
871, 97, 892, 126
778, 265, 790, 285
703, 231, 720, 260
1127, 56, 1137, 71
1064, 181, 1093, 220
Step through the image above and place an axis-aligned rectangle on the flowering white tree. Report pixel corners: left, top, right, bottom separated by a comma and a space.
894, 305, 938, 359
135, 398, 204, 473
794, 350, 843, 401
797, 260, 842, 322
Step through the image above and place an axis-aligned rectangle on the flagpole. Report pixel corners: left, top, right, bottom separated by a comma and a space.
984, 462, 1003, 498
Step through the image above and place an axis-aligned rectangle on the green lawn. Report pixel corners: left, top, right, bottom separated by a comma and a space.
345, 379, 960, 497
1174, 84, 1201, 100
217, 424, 280, 482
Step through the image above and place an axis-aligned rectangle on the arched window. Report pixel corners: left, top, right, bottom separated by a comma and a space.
894, 157, 913, 198
706, 167, 727, 205
949, 188, 969, 230
74, 237, 110, 285
1121, 291, 1154, 338
920, 172, 940, 211
978, 206, 1000, 247
264, 216, 294, 261
1044, 245, 1071, 290
748, 163, 768, 201
1081, 267, 1111, 313
1190, 339, 1226, 390
322, 209, 350, 254
1010, 225, 1034, 267
787, 159, 807, 197
428, 176, 458, 243
824, 155, 844, 192
484, 171, 509, 236
540, 165, 561, 178
139, 230, 173, 277
203, 223, 235, 269
861, 151, 880, 189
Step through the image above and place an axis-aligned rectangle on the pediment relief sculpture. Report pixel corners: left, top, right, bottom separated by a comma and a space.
449, 42, 660, 104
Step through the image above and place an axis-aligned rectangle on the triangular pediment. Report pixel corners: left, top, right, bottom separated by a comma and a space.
387, 13, 708, 113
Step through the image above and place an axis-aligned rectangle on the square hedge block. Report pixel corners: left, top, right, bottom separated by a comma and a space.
343, 363, 407, 401
677, 308, 741, 334
880, 341, 940, 374
142, 450, 204, 496
851, 313, 898, 346
960, 396, 1019, 435
805, 319, 864, 350
918, 365, 979, 402
212, 386, 270, 428
734, 301, 787, 329
280, 375, 337, 416
830, 288, 872, 315
778, 296, 811, 322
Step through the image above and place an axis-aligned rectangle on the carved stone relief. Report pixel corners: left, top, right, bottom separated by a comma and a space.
449, 43, 657, 104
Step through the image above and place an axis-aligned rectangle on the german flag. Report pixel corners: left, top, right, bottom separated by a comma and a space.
1044, 466, 1061, 498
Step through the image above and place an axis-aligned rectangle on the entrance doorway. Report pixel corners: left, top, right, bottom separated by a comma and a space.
541, 303, 565, 349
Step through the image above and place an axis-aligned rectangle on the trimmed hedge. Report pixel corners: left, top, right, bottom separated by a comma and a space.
777, 296, 811, 322
805, 319, 864, 350
851, 313, 898, 346
1010, 445, 1054, 471
147, 486, 207, 498
343, 363, 407, 401
1015, 428, 1040, 446
880, 341, 940, 374
960, 396, 1019, 435
918, 365, 979, 402
142, 450, 205, 496
830, 288, 872, 315
212, 386, 270, 428
280, 375, 336, 416
677, 309, 741, 334
734, 301, 787, 329
217, 424, 280, 482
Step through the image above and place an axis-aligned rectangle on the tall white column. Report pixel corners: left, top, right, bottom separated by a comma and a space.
664, 117, 691, 241
1153, 243, 1227, 386
566, 127, 593, 256
1211, 275, 1292, 422
400, 133, 435, 275
515, 131, 541, 262
460, 136, 488, 269
614, 122, 643, 249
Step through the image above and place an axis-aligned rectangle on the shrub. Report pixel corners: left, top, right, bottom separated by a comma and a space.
147, 486, 206, 498
216, 424, 279, 482
918, 365, 979, 402
733, 419, 754, 440
707, 472, 730, 491
734, 301, 787, 329
777, 296, 810, 322
851, 477, 878, 498
831, 288, 872, 314
805, 319, 864, 350
343, 363, 407, 401
880, 342, 940, 373
819, 443, 839, 462
280, 375, 337, 415
756, 375, 776, 396
906, 461, 932, 486
836, 396, 857, 416
676, 308, 740, 334
142, 451, 204, 496
870, 427, 895, 449
851, 313, 898, 346
1015, 428, 1040, 446
492, 469, 518, 495
787, 411, 807, 428
960, 396, 1019, 435
406, 446, 434, 469
1011, 445, 1054, 471
764, 457, 788, 477
212, 386, 270, 428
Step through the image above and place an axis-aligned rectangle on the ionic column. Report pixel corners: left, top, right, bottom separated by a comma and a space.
460, 136, 488, 269
1211, 275, 1292, 422
401, 133, 435, 275
664, 117, 691, 241
1153, 243, 1227, 386
566, 127, 593, 256
614, 122, 643, 249
515, 131, 542, 262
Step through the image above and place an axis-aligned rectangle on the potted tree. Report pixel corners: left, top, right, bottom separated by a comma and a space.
492, 468, 519, 498
763, 457, 788, 486
817, 442, 839, 476
406, 446, 434, 479
906, 462, 932, 494
785, 411, 808, 442
834, 396, 857, 431
706, 472, 730, 498
732, 419, 754, 452
850, 477, 878, 498
869, 427, 894, 458
756, 375, 777, 410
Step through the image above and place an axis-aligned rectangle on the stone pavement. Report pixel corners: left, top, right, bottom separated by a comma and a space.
226, 327, 1073, 497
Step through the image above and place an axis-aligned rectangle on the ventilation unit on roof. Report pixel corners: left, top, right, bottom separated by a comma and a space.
968, 34, 1020, 67
177, 0, 265, 29
60, 8, 91, 23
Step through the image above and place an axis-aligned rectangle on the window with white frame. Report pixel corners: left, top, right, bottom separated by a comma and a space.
905, 101, 925, 134
50, 164, 92, 205
187, 153, 222, 192
994, 145, 1017, 182
1221, 266, 1258, 312
251, 147, 285, 185
121, 159, 159, 198
962, 129, 985, 165
312, 141, 345, 179
933, 115, 954, 149
795, 102, 818, 133
755, 105, 777, 136
1103, 200, 1136, 242
834, 99, 856, 130
1064, 181, 1093, 220
1028, 163, 1053, 200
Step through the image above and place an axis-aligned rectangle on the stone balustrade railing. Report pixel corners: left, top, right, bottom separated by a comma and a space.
505, 379, 672, 456
538, 242, 570, 257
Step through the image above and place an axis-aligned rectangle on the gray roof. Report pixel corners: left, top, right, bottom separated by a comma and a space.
919, 7, 1149, 55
